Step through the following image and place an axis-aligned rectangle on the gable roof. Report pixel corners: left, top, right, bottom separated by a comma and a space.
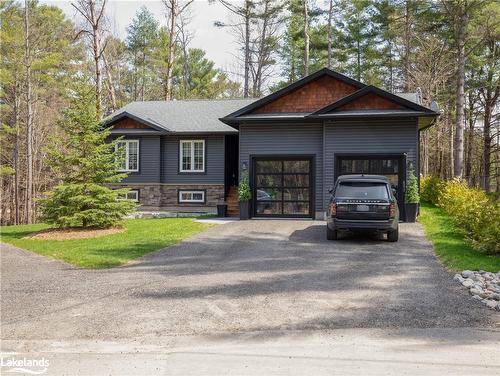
221, 68, 365, 121
221, 68, 439, 126
310, 85, 436, 116
105, 99, 256, 134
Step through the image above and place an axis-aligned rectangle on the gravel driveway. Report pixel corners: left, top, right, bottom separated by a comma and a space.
1, 221, 496, 341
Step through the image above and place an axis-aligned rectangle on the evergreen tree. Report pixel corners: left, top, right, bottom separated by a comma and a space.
126, 6, 160, 101
40, 82, 135, 228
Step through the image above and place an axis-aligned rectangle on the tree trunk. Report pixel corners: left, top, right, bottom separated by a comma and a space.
303, 0, 309, 77
453, 4, 467, 178
327, 0, 333, 69
13, 83, 21, 225
24, 0, 33, 224
90, 1, 102, 115
253, 0, 270, 96
103, 52, 117, 111
482, 102, 492, 191
356, 39, 361, 81
403, 0, 411, 91
165, 0, 178, 100
243, 0, 250, 98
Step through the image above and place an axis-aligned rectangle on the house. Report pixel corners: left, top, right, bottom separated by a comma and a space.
104, 68, 439, 220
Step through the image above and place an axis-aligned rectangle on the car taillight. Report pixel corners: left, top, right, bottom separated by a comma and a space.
330, 202, 337, 217
389, 203, 396, 218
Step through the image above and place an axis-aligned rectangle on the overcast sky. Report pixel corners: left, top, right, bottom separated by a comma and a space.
41, 0, 241, 77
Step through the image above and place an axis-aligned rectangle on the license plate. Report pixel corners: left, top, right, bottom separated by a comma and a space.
356, 204, 369, 212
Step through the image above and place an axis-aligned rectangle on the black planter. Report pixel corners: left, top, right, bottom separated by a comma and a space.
239, 201, 250, 220
217, 204, 227, 217
405, 203, 419, 223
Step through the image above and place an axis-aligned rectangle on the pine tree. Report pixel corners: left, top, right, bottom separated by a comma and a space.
39, 81, 135, 228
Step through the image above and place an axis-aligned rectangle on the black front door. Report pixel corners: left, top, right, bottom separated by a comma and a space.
335, 154, 406, 217
252, 156, 314, 218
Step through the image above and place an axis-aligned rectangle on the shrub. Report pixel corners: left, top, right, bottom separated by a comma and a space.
420, 176, 445, 205
405, 168, 419, 203
421, 177, 500, 255
41, 183, 135, 228
238, 175, 251, 202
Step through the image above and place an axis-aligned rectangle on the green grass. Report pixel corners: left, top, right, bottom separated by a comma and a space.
419, 202, 500, 272
0, 218, 213, 269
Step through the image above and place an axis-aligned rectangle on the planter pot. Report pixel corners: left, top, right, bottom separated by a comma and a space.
216, 204, 227, 217
405, 203, 419, 223
239, 201, 250, 220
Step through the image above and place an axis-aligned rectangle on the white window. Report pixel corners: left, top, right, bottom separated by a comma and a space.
178, 190, 205, 203
179, 140, 205, 172
116, 140, 139, 172
117, 189, 139, 202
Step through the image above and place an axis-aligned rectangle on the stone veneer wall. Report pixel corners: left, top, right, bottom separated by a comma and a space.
109, 184, 224, 211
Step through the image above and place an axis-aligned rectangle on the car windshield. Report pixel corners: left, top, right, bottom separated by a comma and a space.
335, 182, 389, 199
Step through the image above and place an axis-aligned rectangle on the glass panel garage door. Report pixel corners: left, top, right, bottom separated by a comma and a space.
336, 155, 405, 216
253, 158, 312, 217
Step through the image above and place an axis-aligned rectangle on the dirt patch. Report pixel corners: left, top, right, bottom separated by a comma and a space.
26, 227, 125, 240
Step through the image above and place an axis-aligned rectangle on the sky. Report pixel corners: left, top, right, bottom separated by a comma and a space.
41, 0, 241, 76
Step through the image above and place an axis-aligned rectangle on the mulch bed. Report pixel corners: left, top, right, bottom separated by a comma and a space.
25, 227, 125, 240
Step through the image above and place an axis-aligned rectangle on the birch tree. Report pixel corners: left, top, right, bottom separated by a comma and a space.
162, 0, 194, 100
72, 0, 107, 116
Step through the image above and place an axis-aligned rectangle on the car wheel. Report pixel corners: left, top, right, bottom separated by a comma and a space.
387, 227, 399, 242
327, 227, 338, 240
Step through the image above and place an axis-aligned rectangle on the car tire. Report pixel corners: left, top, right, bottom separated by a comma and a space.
387, 227, 399, 242
327, 227, 338, 240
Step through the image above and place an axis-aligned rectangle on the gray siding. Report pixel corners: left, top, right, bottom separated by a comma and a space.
324, 118, 418, 209
162, 135, 225, 184
117, 136, 161, 183
239, 123, 324, 215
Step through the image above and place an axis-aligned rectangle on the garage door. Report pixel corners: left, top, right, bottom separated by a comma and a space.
335, 154, 406, 216
252, 157, 313, 218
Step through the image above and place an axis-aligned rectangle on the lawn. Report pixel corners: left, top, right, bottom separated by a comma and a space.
0, 218, 213, 268
419, 202, 500, 272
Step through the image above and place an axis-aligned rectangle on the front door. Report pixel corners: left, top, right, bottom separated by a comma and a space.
252, 156, 314, 218
335, 154, 406, 217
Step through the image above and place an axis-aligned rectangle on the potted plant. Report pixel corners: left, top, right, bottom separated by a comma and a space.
238, 175, 251, 220
405, 168, 420, 222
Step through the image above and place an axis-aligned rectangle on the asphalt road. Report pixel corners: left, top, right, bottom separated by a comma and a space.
1, 220, 499, 375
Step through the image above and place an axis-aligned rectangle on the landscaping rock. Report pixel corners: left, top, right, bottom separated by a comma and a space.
461, 270, 475, 279
462, 279, 475, 288
485, 300, 498, 309
454, 270, 500, 311
470, 288, 483, 297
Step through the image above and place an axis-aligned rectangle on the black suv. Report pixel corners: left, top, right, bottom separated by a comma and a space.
326, 175, 399, 242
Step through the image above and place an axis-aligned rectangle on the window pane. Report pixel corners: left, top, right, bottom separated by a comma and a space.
283, 174, 309, 187
256, 160, 282, 173
128, 141, 138, 170
283, 188, 309, 201
256, 202, 282, 215
182, 142, 191, 171
192, 192, 203, 201
283, 160, 309, 173
256, 174, 282, 187
256, 188, 282, 201
194, 141, 204, 171
283, 202, 309, 215
335, 182, 389, 199
116, 142, 127, 170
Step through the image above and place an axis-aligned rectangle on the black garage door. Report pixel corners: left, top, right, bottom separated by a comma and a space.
335, 154, 406, 216
252, 156, 314, 218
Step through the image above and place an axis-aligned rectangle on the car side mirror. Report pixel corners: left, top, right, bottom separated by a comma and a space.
328, 186, 334, 194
